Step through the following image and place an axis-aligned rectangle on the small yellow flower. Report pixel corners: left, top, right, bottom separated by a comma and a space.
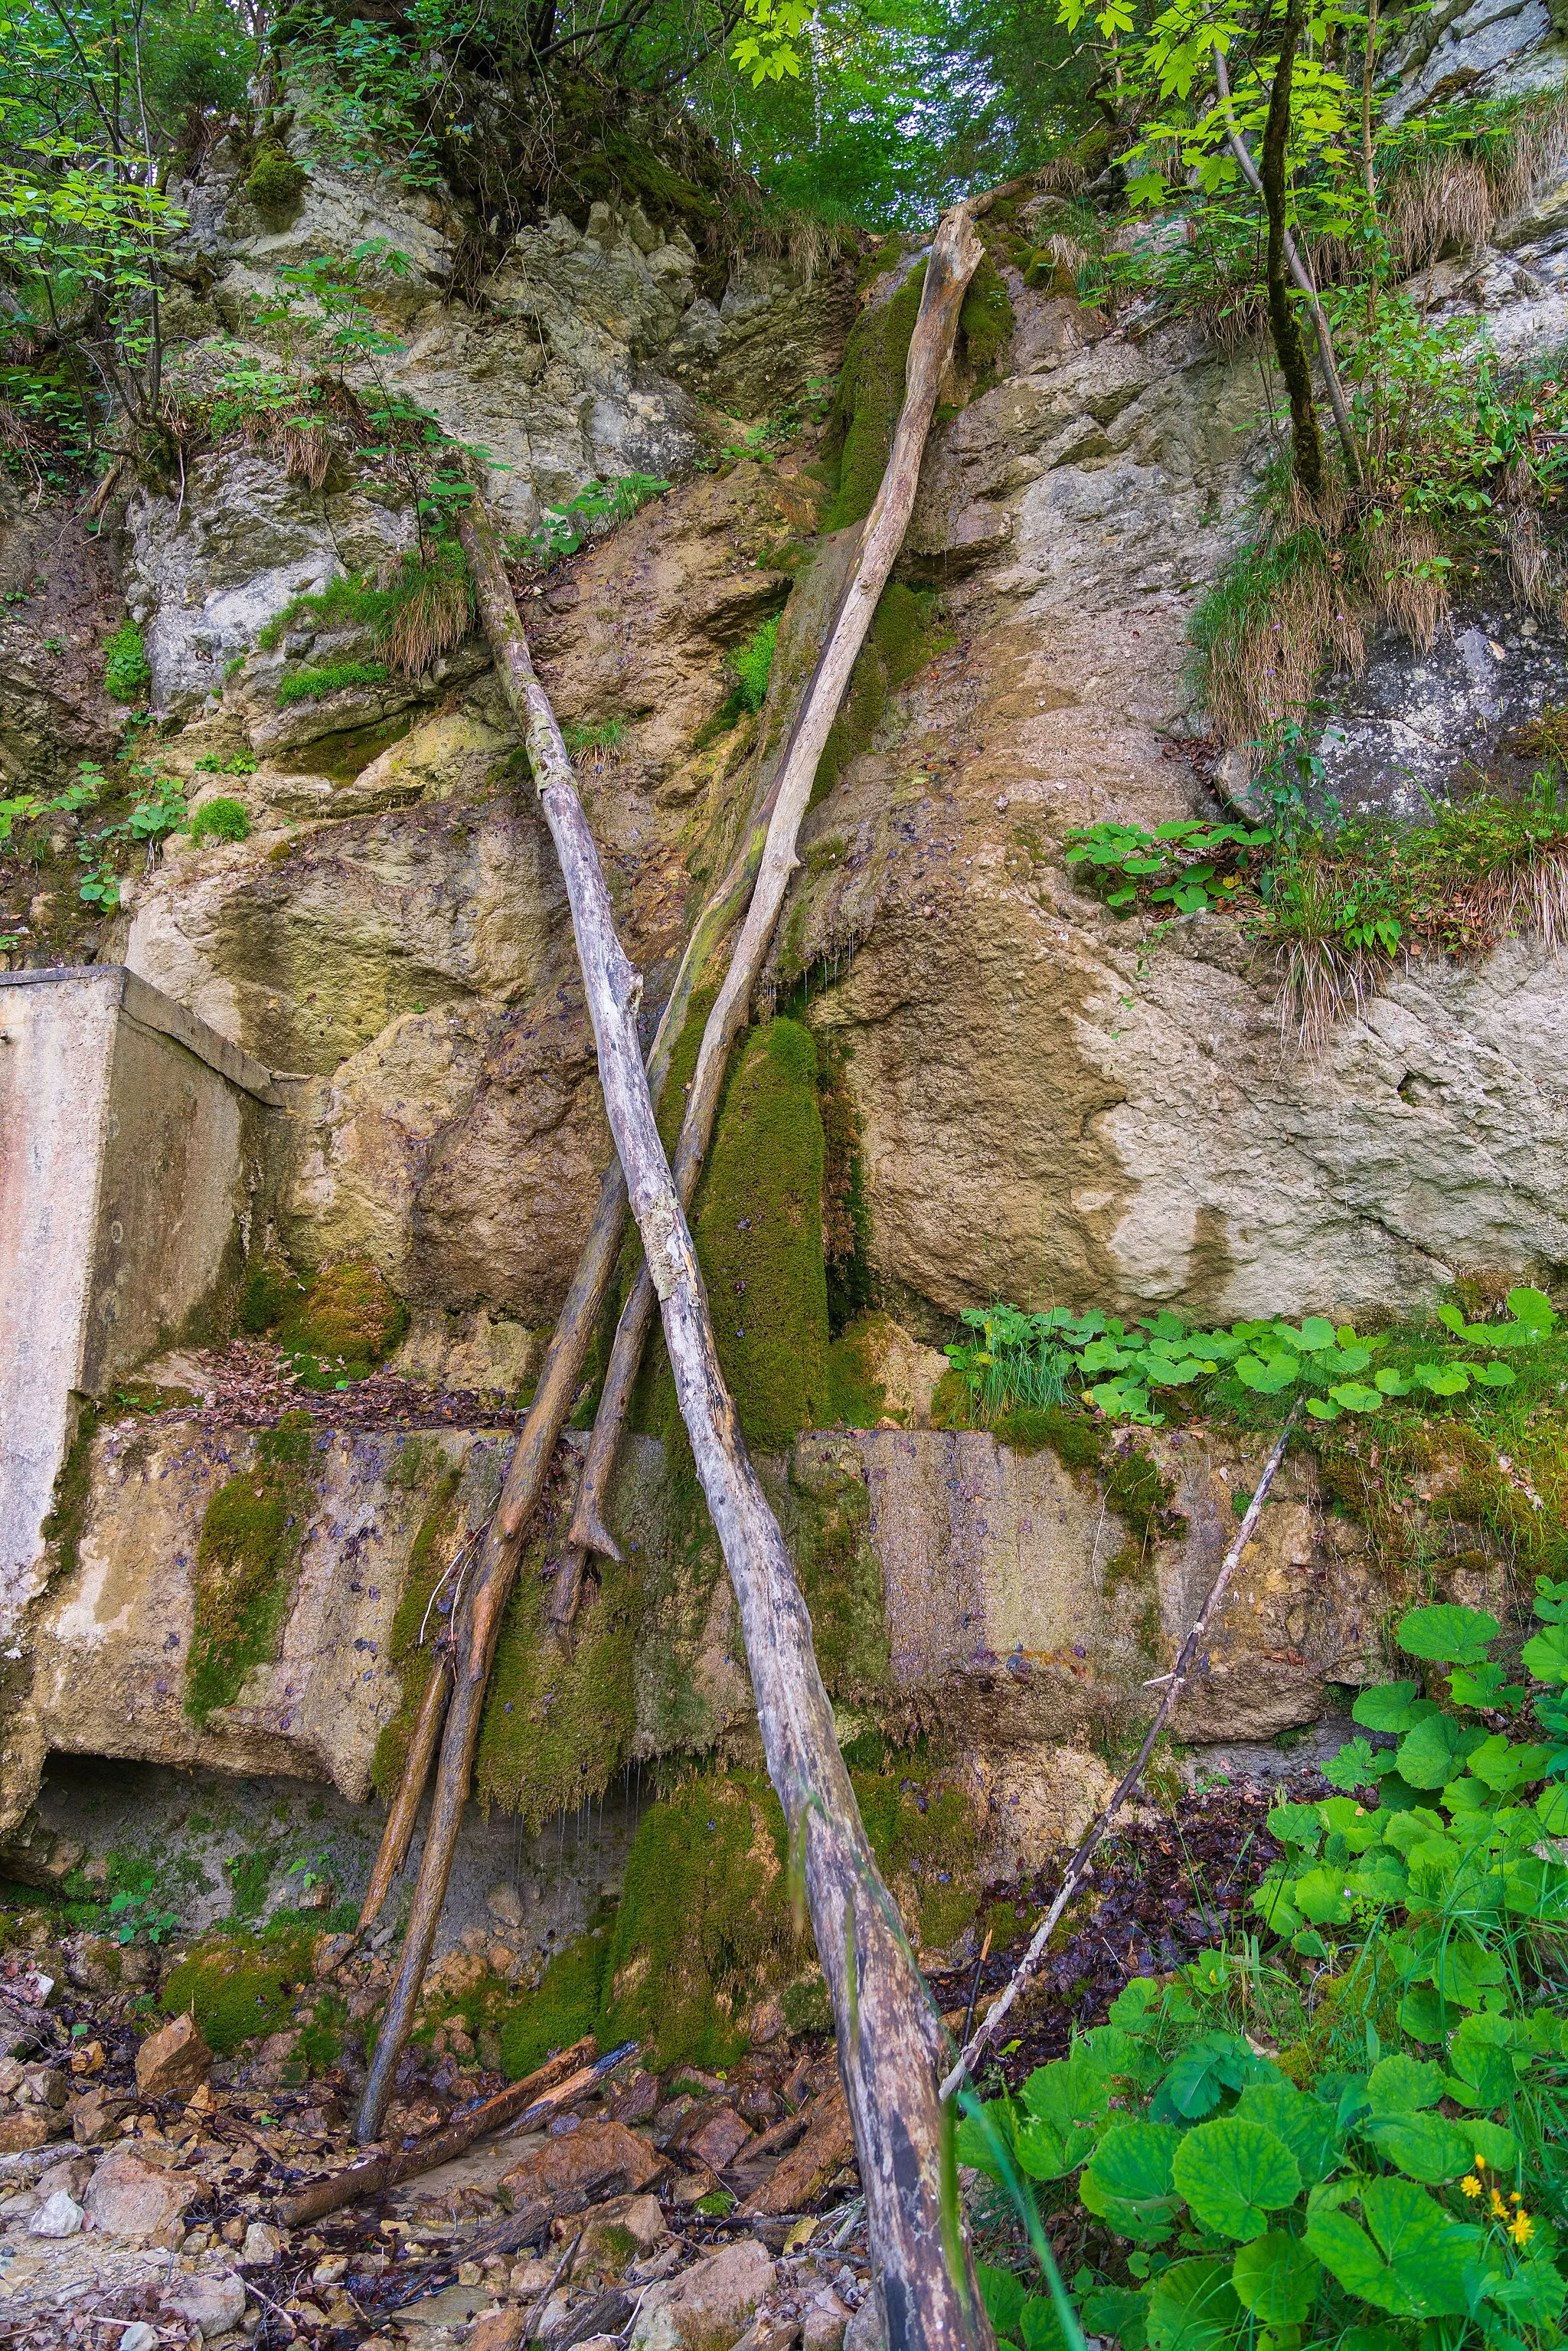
1461, 2175, 1482, 2199
1511, 2212, 1535, 2249
1475, 2153, 1487, 2170
1511, 2191, 1523, 2205
1492, 2189, 1510, 2219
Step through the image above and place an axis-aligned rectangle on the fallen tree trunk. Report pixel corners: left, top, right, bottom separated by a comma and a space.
399, 201, 995, 2351
567, 207, 986, 1573
286, 2037, 625, 2225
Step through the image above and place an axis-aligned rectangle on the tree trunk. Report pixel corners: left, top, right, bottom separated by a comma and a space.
1261, 0, 1325, 501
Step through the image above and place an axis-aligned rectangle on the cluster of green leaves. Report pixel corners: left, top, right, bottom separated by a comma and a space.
521, 471, 671, 564
1066, 818, 1271, 917
102, 620, 150, 704
727, 612, 779, 713
943, 1288, 1557, 1431
107, 1877, 179, 1947
968, 1587, 1568, 2351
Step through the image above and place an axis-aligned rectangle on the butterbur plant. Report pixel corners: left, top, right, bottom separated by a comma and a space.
942, 1288, 1557, 1429
965, 1584, 1568, 2349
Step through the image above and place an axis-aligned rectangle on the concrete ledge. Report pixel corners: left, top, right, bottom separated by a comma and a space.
0, 965, 279, 1104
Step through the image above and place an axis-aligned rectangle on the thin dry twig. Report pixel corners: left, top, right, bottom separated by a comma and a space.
939, 1401, 1301, 2099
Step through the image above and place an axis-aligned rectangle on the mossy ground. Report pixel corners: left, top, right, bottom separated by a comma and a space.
161, 1921, 315, 2055
186, 1414, 316, 1726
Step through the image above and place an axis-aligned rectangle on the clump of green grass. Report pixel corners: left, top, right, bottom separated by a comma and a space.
188, 796, 250, 845
274, 658, 389, 708
259, 541, 474, 690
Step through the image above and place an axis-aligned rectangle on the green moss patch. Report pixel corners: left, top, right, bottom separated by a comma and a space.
244, 1255, 408, 1388
499, 1774, 807, 2078
856, 1765, 982, 1950
244, 145, 306, 221
161, 1925, 314, 2055
808, 580, 949, 814
823, 1314, 889, 1428
693, 1018, 828, 1452
788, 1449, 890, 1702
371, 1462, 463, 1800
958, 251, 1016, 381
186, 1414, 317, 1725
925, 1391, 1184, 1586
820, 263, 926, 534
472, 1536, 642, 1826
274, 658, 389, 708
103, 620, 150, 703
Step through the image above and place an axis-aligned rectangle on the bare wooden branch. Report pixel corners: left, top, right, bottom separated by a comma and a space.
356, 1654, 452, 1936
567, 201, 990, 1571
284, 2038, 622, 2225
939, 1403, 1301, 2099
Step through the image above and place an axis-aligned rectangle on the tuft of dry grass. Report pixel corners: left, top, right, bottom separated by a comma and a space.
384, 551, 475, 672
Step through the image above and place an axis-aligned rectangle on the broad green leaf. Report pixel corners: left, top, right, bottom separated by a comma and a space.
1366, 2054, 1443, 2115
1352, 1682, 1425, 1733
1081, 2120, 1181, 2243
1172, 2117, 1299, 2243
1424, 1935, 1504, 2008
1329, 1381, 1383, 1413
1468, 1735, 1550, 1791
1321, 1738, 1392, 1791
1413, 1362, 1470, 1396
978, 2264, 1028, 2341
1265, 1800, 1324, 1852
1015, 2051, 1110, 2179
1365, 2111, 1472, 2183
1019, 2296, 1068, 2351
1507, 1284, 1557, 1333
1396, 1714, 1470, 1790
1161, 2032, 1260, 2119
1522, 1623, 1568, 1686
1145, 2258, 1243, 2351
1396, 1604, 1499, 1665
1081, 2284, 1147, 2351
1236, 2081, 1341, 2186
1289, 1865, 1356, 1924
1446, 2015, 1521, 2109
1230, 2231, 1320, 2324
1465, 2117, 1517, 2170
956, 2098, 1015, 2179
1305, 2176, 1479, 2317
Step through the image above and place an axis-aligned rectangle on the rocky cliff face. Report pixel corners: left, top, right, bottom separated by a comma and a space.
2, 8, 1565, 1914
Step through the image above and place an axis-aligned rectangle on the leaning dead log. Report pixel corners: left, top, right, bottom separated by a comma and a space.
387, 208, 995, 2351
354, 660, 789, 1932
284, 2036, 626, 2226
565, 204, 988, 1575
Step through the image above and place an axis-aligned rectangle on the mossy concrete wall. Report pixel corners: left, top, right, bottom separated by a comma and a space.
2, 1408, 1404, 1862
0, 966, 280, 1643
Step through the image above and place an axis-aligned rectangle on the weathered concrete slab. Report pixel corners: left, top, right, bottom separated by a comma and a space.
0, 968, 279, 1637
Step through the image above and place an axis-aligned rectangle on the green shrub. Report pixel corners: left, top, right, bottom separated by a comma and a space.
103, 620, 150, 703
188, 796, 251, 845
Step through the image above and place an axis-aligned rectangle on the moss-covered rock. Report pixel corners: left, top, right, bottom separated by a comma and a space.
243, 1254, 409, 1389
472, 1537, 642, 1825
786, 1446, 890, 1702
692, 1018, 829, 1451
958, 251, 1016, 381
245, 145, 306, 221
495, 1758, 983, 2075
807, 581, 950, 816
820, 263, 926, 534
370, 1463, 463, 1800
186, 1414, 316, 1726
499, 1774, 807, 2078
